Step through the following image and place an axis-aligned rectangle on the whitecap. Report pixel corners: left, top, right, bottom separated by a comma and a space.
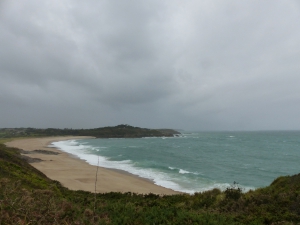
49, 139, 255, 194
179, 169, 190, 174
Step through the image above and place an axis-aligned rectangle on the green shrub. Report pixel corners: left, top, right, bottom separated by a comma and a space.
224, 182, 243, 201
2, 142, 300, 224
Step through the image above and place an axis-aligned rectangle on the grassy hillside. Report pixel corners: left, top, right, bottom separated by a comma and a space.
1, 142, 300, 224
0, 125, 180, 139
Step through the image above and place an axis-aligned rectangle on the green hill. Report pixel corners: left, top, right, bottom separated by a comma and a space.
0, 125, 180, 138
1, 141, 300, 224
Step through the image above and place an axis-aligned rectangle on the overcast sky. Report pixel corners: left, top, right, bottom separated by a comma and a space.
1, 0, 300, 131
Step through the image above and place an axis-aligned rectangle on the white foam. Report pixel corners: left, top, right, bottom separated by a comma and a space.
179, 169, 190, 174
169, 167, 200, 176
50, 140, 255, 194
50, 140, 183, 192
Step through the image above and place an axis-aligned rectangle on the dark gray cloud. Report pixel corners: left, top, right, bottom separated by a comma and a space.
1, 0, 300, 130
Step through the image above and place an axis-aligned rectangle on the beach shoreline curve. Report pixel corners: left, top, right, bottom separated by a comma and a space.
5, 136, 180, 195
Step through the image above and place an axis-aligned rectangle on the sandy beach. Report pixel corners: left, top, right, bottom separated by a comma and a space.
5, 136, 179, 195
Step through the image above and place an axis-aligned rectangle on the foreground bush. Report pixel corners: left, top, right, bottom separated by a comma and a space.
1, 143, 300, 224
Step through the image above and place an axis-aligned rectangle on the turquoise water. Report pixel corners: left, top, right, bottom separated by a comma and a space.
52, 131, 300, 194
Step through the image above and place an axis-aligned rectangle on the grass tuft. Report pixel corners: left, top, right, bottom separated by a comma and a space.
1, 142, 300, 224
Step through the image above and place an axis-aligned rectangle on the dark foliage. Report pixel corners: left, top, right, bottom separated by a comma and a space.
0, 125, 180, 139
1, 142, 300, 224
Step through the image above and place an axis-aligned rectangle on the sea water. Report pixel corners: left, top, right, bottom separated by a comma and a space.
50, 131, 300, 194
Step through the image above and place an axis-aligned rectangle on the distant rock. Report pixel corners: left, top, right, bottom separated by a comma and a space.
155, 129, 181, 136
19, 149, 60, 155
32, 150, 60, 155
19, 155, 43, 163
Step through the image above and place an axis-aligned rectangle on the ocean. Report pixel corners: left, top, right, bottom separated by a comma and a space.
50, 131, 300, 194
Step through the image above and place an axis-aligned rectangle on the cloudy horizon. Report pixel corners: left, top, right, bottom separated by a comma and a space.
1, 0, 300, 131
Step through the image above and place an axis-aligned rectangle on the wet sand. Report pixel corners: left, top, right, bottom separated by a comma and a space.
6, 136, 179, 195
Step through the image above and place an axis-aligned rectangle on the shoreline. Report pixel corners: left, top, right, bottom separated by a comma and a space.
5, 136, 180, 195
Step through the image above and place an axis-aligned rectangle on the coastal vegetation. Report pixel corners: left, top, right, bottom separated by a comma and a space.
1, 141, 300, 224
0, 125, 180, 139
